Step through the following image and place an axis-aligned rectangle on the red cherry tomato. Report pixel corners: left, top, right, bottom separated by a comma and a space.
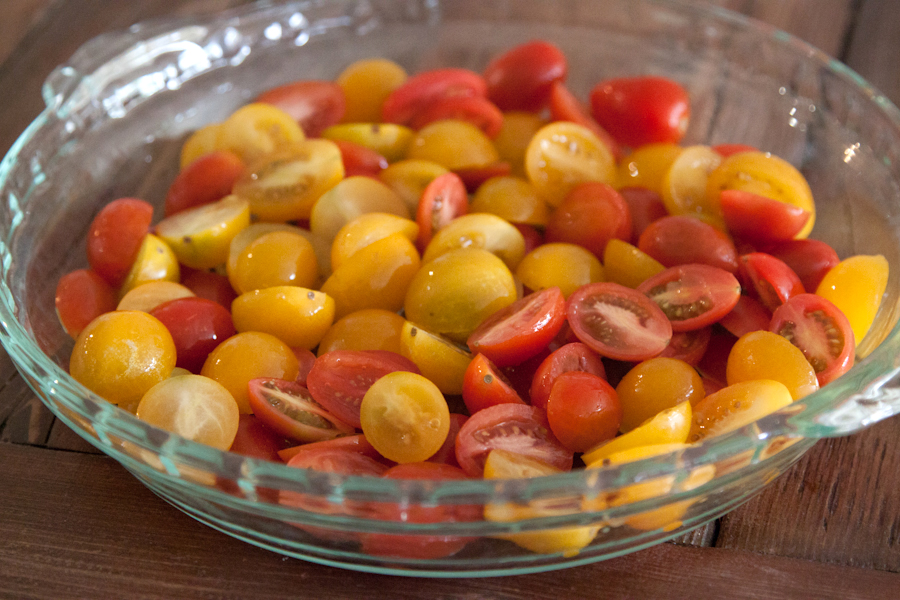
546, 371, 622, 453
332, 139, 389, 178
467, 287, 567, 367
764, 238, 839, 293
180, 268, 238, 309
770, 293, 855, 386
409, 95, 504, 138
284, 437, 390, 476
529, 342, 607, 410
696, 330, 737, 386
713, 143, 757, 158
719, 189, 811, 245
427, 413, 468, 467
255, 80, 346, 137
228, 414, 289, 462
292, 347, 317, 386
638, 215, 740, 273
382, 68, 487, 126
514, 223, 544, 254
149, 296, 236, 373
164, 151, 245, 216
247, 378, 356, 443
719, 295, 772, 338
658, 326, 711, 367
548, 81, 622, 160
454, 162, 513, 194
454, 403, 573, 477
637, 264, 742, 332
415, 171, 468, 251
54, 269, 117, 338
483, 40, 568, 112
278, 433, 385, 464
462, 353, 525, 415
305, 350, 420, 428
86, 197, 154, 287
589, 76, 690, 147
545, 182, 632, 258
618, 187, 668, 242
567, 281, 673, 361
740, 252, 805, 311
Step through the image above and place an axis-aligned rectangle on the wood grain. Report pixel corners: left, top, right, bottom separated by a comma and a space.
2, 442, 898, 600
0, 0, 53, 67
844, 0, 900, 102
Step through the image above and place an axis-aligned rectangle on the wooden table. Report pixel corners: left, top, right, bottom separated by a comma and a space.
2, 1, 899, 598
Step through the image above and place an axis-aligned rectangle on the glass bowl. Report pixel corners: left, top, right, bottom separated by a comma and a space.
3, 0, 900, 577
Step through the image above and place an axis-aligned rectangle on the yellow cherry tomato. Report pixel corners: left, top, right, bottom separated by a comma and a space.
229, 230, 319, 294
217, 102, 305, 164
310, 176, 410, 244
330, 212, 419, 271
359, 371, 450, 464
232, 286, 335, 350
616, 357, 705, 433
422, 213, 527, 270
816, 254, 889, 348
70, 311, 176, 406
616, 143, 682, 193
180, 123, 221, 169
336, 58, 408, 123
582, 401, 692, 466
406, 119, 500, 170
317, 308, 406, 355
232, 140, 345, 222
117, 281, 194, 312
136, 374, 239, 450
469, 176, 549, 226
155, 195, 251, 270
690, 379, 793, 442
493, 111, 546, 177
660, 145, 723, 225
602, 238, 665, 288
201, 331, 299, 414
515, 242, 605, 298
118, 234, 181, 296
321, 122, 415, 162
378, 159, 449, 213
399, 320, 473, 395
524, 121, 616, 207
726, 330, 819, 400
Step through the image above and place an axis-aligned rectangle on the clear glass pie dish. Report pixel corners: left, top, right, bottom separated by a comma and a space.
2, 0, 900, 577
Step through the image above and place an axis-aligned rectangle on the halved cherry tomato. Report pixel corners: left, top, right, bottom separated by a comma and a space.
658, 326, 712, 367
514, 223, 544, 253
409, 95, 504, 138
589, 76, 690, 148
770, 293, 855, 386
719, 189, 811, 245
529, 342, 606, 410
454, 403, 573, 477
248, 378, 355, 443
618, 187, 668, 243
567, 281, 673, 361
55, 269, 117, 338
548, 81, 622, 161
546, 371, 622, 453
764, 238, 839, 293
637, 264, 741, 332
332, 139, 389, 178
305, 349, 420, 428
149, 296, 237, 373
277, 433, 386, 464
293, 347, 317, 386
228, 414, 289, 462
740, 252, 805, 311
285, 441, 389, 476
382, 68, 487, 126
179, 268, 238, 309
545, 182, 632, 258
461, 353, 525, 415
164, 151, 245, 217
415, 171, 468, 251
638, 215, 739, 273
483, 40, 567, 112
467, 287, 567, 367
427, 413, 468, 467
86, 197, 154, 287
695, 330, 736, 386
454, 162, 513, 193
255, 80, 345, 137
719, 295, 772, 338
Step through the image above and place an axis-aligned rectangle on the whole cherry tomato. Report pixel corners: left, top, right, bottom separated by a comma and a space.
255, 80, 346, 137
483, 40, 568, 112
86, 197, 154, 287
590, 76, 690, 147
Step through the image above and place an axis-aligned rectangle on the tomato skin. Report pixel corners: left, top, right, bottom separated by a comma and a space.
180, 267, 238, 309
638, 215, 740, 273
255, 80, 346, 137
529, 342, 607, 410
454, 162, 513, 193
462, 353, 526, 415
770, 293, 855, 386
764, 238, 839, 293
658, 326, 711, 367
292, 347, 317, 386
332, 139, 389, 178
589, 76, 690, 148
409, 95, 504, 138
548, 81, 622, 161
55, 269, 117, 338
278, 433, 387, 464
248, 378, 356, 443
567, 281, 673, 361
618, 187, 668, 243
228, 414, 289, 462
86, 197, 154, 287
637, 264, 742, 332
305, 350, 420, 429
415, 171, 469, 251
150, 297, 236, 373
546, 371, 622, 453
514, 223, 545, 254
713, 143, 757, 158
164, 151, 245, 217
740, 252, 805, 311
719, 189, 811, 245
454, 403, 573, 477
427, 413, 468, 467
484, 40, 568, 112
719, 295, 772, 338
545, 182, 632, 258
467, 287, 567, 367
382, 68, 487, 126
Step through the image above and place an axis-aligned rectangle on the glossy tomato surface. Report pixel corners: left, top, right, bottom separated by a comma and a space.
483, 40, 568, 112
637, 264, 741, 332
589, 76, 690, 147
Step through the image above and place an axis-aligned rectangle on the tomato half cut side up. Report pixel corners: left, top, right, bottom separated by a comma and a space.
415, 171, 469, 251
567, 282, 672, 361
637, 264, 741, 332
248, 378, 356, 443
529, 342, 606, 410
455, 403, 573, 477
467, 286, 567, 367
770, 293, 855, 386
305, 350, 420, 429
462, 353, 526, 415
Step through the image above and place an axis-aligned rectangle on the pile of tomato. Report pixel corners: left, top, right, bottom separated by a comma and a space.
56, 39, 889, 557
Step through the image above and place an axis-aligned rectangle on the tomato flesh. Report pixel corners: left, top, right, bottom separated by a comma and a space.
637, 264, 741, 332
